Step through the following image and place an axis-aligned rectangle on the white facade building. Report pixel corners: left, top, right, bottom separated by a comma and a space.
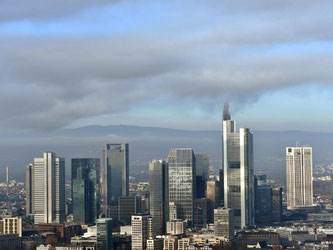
131, 215, 153, 250
214, 208, 234, 240
286, 147, 313, 210
33, 152, 65, 224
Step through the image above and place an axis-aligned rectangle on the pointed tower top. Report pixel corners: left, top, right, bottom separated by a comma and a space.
223, 102, 231, 121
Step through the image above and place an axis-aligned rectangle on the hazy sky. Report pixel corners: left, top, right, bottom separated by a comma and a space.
1, 0, 333, 132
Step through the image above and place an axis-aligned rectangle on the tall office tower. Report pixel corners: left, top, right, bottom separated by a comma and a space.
103, 143, 129, 207
195, 154, 209, 198
168, 148, 196, 225
131, 215, 153, 250
331, 170, 333, 205
147, 238, 163, 250
214, 208, 234, 240
118, 196, 140, 224
33, 152, 65, 224
96, 218, 113, 250
5, 167, 9, 197
149, 160, 169, 236
72, 158, 100, 225
26, 164, 34, 216
286, 147, 313, 210
218, 169, 224, 207
193, 198, 208, 229
222, 103, 255, 228
271, 187, 283, 223
254, 175, 272, 224
206, 180, 221, 223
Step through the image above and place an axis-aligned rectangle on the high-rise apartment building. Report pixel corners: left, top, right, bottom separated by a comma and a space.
222, 103, 255, 228
33, 152, 65, 224
149, 160, 169, 236
214, 208, 234, 240
168, 148, 196, 225
72, 158, 100, 225
26, 163, 34, 216
103, 143, 129, 207
96, 218, 113, 250
131, 215, 153, 250
286, 147, 313, 210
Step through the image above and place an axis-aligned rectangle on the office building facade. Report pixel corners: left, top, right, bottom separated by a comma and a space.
96, 218, 113, 250
26, 163, 34, 216
131, 215, 153, 250
33, 152, 65, 224
72, 158, 100, 225
149, 160, 169, 236
103, 143, 129, 207
286, 147, 313, 209
214, 208, 234, 240
168, 148, 196, 225
0, 217, 22, 237
118, 196, 140, 224
223, 103, 255, 228
272, 187, 283, 223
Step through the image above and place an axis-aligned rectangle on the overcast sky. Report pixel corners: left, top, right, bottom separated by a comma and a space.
1, 0, 333, 132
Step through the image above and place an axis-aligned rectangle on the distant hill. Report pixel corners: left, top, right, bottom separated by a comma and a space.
0, 125, 332, 183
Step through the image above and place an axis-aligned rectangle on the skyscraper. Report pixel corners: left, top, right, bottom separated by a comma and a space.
168, 148, 196, 225
103, 143, 129, 207
222, 103, 255, 228
96, 218, 113, 250
254, 175, 272, 224
271, 187, 283, 223
195, 154, 209, 199
72, 158, 100, 225
26, 163, 34, 216
33, 152, 65, 224
286, 147, 313, 210
149, 160, 169, 236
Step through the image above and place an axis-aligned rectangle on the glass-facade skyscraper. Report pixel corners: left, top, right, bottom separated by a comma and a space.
168, 148, 196, 225
149, 160, 169, 236
103, 143, 129, 206
72, 158, 100, 225
223, 103, 255, 228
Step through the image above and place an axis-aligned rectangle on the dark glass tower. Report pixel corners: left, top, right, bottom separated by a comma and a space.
103, 144, 129, 206
72, 158, 100, 224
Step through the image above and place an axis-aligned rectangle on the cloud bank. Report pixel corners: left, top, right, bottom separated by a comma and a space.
0, 1, 333, 130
